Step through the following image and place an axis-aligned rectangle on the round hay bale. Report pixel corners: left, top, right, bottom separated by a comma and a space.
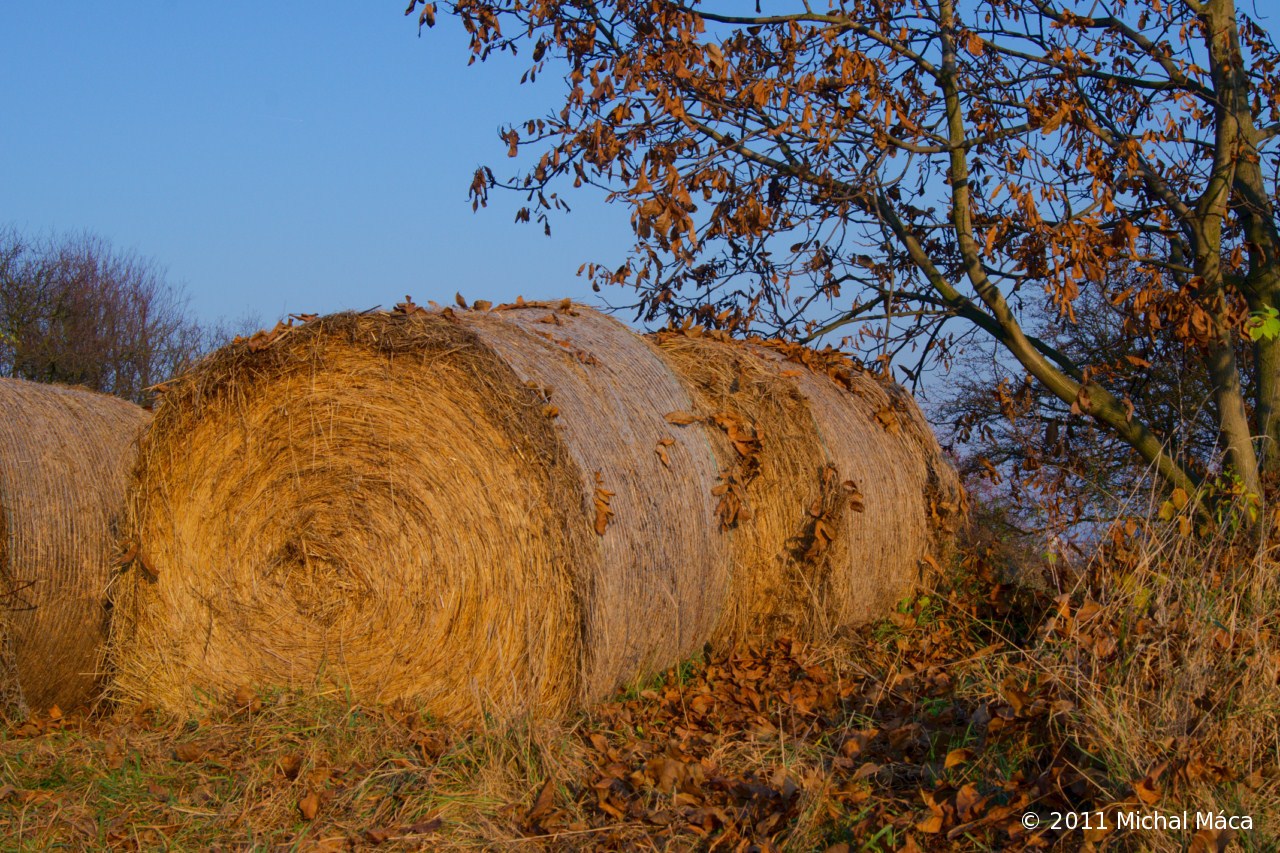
759, 342, 964, 625
653, 330, 964, 638
109, 313, 591, 722
109, 302, 959, 721
453, 302, 729, 700
0, 378, 149, 715
652, 332, 839, 641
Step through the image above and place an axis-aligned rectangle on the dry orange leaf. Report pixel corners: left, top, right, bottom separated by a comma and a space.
364, 827, 395, 844
654, 437, 674, 468
1000, 678, 1032, 714
915, 813, 944, 834
593, 471, 615, 535
405, 817, 443, 835
843, 480, 865, 512
527, 779, 556, 823
805, 517, 835, 559
279, 754, 303, 780
298, 790, 321, 821
665, 410, 700, 425
1190, 827, 1233, 853
851, 762, 880, 781
233, 685, 261, 714
874, 407, 900, 433
954, 782, 983, 819
1135, 769, 1163, 805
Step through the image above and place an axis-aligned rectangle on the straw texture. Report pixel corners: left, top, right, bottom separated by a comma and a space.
110, 313, 591, 722
654, 330, 964, 638
0, 378, 149, 715
455, 303, 728, 699
653, 334, 837, 641
109, 303, 960, 723
782, 356, 955, 625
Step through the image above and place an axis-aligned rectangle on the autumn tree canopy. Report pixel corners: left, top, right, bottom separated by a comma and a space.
412, 0, 1280, 501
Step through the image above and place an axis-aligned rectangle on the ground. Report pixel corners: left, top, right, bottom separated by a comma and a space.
1, 528, 1276, 851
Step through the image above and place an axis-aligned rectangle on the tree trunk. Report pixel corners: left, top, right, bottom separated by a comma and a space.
1197, 0, 1263, 495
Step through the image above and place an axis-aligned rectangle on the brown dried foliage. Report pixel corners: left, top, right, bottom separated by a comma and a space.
418, 0, 1280, 502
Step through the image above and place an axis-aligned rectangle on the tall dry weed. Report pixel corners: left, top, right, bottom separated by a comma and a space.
1030, 498, 1280, 847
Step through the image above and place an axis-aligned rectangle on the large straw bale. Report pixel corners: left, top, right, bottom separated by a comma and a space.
0, 378, 149, 715
453, 303, 728, 699
110, 313, 593, 722
653, 330, 964, 639
109, 306, 727, 720
109, 302, 960, 722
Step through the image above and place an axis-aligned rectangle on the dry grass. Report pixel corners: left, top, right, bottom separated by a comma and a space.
0, 378, 149, 717
1026, 502, 1280, 848
4, 507, 1278, 849
0, 637, 951, 851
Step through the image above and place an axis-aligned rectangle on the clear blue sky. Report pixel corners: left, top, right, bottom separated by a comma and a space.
0, 2, 633, 326
5, 4, 1277, 332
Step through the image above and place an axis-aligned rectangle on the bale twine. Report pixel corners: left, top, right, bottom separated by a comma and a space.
453, 302, 728, 700
109, 313, 592, 722
653, 329, 964, 639
0, 379, 149, 715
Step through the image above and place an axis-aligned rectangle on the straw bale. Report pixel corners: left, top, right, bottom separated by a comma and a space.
0, 378, 149, 715
452, 303, 729, 699
781, 355, 961, 624
110, 313, 592, 722
652, 334, 838, 641
654, 331, 964, 638
110, 301, 959, 722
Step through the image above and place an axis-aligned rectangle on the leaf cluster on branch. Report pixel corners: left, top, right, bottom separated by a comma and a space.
411, 0, 1280, 504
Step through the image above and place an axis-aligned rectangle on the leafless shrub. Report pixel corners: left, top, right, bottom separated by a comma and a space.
0, 226, 203, 403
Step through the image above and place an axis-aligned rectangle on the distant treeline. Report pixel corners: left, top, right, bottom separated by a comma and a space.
0, 227, 255, 404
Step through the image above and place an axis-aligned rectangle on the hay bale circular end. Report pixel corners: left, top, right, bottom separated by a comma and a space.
109, 314, 589, 722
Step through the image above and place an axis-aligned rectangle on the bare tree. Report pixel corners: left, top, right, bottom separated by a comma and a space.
0, 227, 204, 404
